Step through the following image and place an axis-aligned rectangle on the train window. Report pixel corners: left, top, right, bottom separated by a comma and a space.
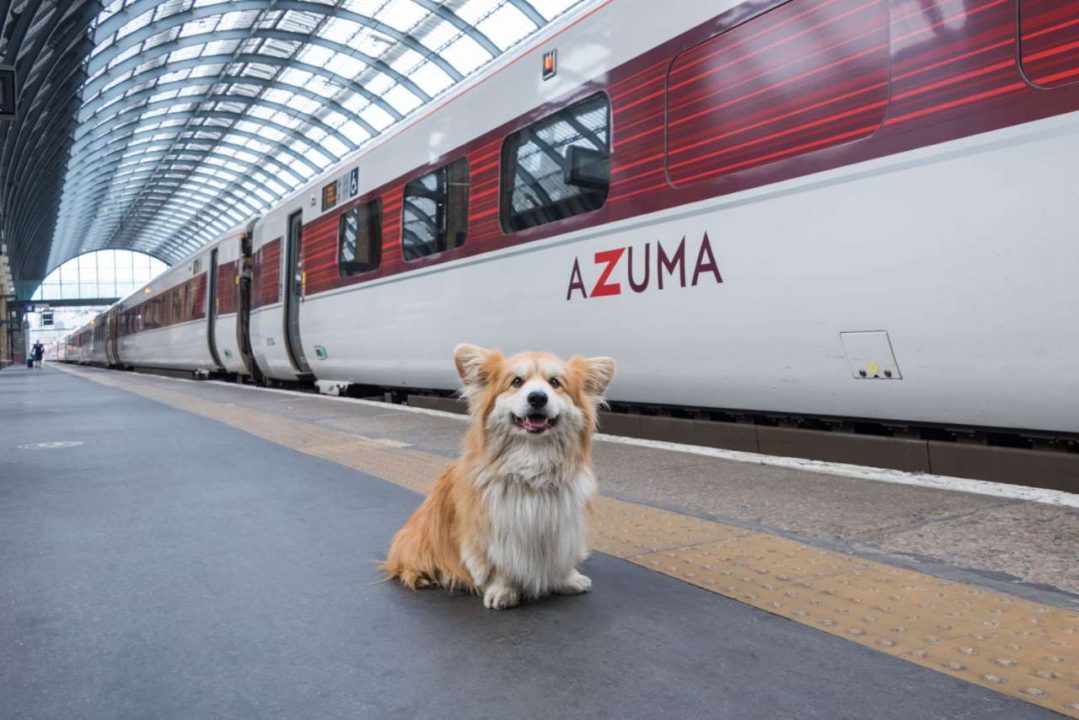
500, 93, 610, 233
185, 279, 197, 319
401, 158, 468, 260
339, 198, 383, 276
1020, 0, 1079, 88
665, 0, 889, 186
172, 288, 181, 323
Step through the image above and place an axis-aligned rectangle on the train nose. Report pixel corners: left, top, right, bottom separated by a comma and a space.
527, 391, 548, 409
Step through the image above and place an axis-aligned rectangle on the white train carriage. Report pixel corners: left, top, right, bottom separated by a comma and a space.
69, 0, 1079, 439
109, 225, 258, 377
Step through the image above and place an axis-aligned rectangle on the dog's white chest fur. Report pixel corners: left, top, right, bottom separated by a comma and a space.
481, 463, 595, 598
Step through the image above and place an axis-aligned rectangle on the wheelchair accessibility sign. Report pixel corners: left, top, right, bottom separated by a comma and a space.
349, 167, 359, 197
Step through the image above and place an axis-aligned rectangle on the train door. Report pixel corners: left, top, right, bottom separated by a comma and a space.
283, 210, 312, 376
105, 307, 120, 366
236, 228, 262, 381
207, 248, 223, 368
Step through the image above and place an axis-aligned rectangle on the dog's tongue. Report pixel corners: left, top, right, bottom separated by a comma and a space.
523, 414, 549, 432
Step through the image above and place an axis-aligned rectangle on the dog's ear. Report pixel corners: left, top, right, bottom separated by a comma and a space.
454, 344, 502, 389
570, 356, 616, 402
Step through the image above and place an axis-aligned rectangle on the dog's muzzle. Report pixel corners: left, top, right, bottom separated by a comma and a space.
512, 412, 559, 434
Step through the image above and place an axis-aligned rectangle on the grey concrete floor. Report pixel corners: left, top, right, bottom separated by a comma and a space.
121, 369, 1079, 603
0, 366, 1068, 719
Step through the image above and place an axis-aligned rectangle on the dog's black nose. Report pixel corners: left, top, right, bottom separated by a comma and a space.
527, 391, 548, 409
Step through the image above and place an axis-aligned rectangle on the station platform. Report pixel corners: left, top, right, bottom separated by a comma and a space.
2, 364, 1076, 719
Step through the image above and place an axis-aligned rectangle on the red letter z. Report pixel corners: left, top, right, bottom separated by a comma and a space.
591, 248, 624, 297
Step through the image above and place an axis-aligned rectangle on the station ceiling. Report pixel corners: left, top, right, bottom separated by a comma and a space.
0, 0, 587, 297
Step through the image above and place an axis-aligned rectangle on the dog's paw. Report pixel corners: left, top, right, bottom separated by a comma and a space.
556, 570, 592, 595
483, 584, 520, 610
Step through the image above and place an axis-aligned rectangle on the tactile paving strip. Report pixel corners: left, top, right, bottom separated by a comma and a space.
60, 366, 1079, 717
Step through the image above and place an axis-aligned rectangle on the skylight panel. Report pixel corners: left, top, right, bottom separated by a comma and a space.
455, 0, 503, 26
200, 39, 241, 56
278, 9, 321, 34
409, 62, 454, 96
109, 43, 142, 67
239, 62, 277, 80
259, 38, 302, 59
476, 4, 534, 50
375, 0, 427, 34
159, 68, 195, 85
416, 19, 458, 52
148, 88, 181, 103
440, 34, 489, 74
319, 17, 361, 44
341, 0, 384, 15
263, 88, 295, 105
322, 136, 349, 159
263, 176, 288, 195
237, 120, 284, 142
290, 141, 331, 168
303, 75, 340, 98
217, 10, 261, 32
115, 8, 154, 40
217, 81, 261, 98
133, 56, 170, 76
213, 100, 251, 115
175, 84, 206, 98
523, 0, 580, 20
143, 27, 183, 51
270, 110, 301, 129
298, 43, 335, 67
383, 85, 422, 115
339, 120, 371, 144
180, 17, 219, 38
388, 48, 424, 75
360, 104, 395, 131
188, 63, 225, 78
363, 73, 394, 96
341, 94, 369, 114
353, 28, 396, 56
296, 92, 332, 113
325, 52, 366, 79
168, 45, 205, 63
279, 67, 313, 86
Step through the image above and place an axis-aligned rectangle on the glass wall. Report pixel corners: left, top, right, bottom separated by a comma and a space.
32, 250, 169, 301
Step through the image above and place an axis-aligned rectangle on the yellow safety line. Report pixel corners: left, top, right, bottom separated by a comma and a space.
58, 365, 1079, 717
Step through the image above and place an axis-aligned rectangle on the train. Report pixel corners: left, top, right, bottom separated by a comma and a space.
65, 0, 1079, 441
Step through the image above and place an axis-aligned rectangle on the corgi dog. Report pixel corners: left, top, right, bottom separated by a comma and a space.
383, 344, 616, 609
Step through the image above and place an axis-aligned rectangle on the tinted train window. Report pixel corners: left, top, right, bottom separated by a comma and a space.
172, 288, 181, 323
185, 280, 197, 319
1020, 0, 1079, 88
666, 0, 888, 185
501, 93, 610, 233
402, 158, 468, 261
339, 198, 383, 276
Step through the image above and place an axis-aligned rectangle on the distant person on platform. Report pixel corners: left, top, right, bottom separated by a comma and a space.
32, 341, 45, 368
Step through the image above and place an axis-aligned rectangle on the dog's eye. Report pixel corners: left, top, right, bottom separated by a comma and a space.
510, 376, 524, 388
549, 377, 561, 389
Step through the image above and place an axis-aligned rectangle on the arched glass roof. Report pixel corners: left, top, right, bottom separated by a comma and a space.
44, 0, 590, 272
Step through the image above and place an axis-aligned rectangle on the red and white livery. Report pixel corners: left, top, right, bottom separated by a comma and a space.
68, 0, 1079, 436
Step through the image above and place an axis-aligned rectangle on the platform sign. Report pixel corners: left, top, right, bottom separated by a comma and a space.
0, 65, 15, 118
349, 167, 359, 197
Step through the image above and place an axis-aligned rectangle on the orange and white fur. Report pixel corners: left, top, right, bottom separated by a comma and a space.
383, 344, 615, 609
